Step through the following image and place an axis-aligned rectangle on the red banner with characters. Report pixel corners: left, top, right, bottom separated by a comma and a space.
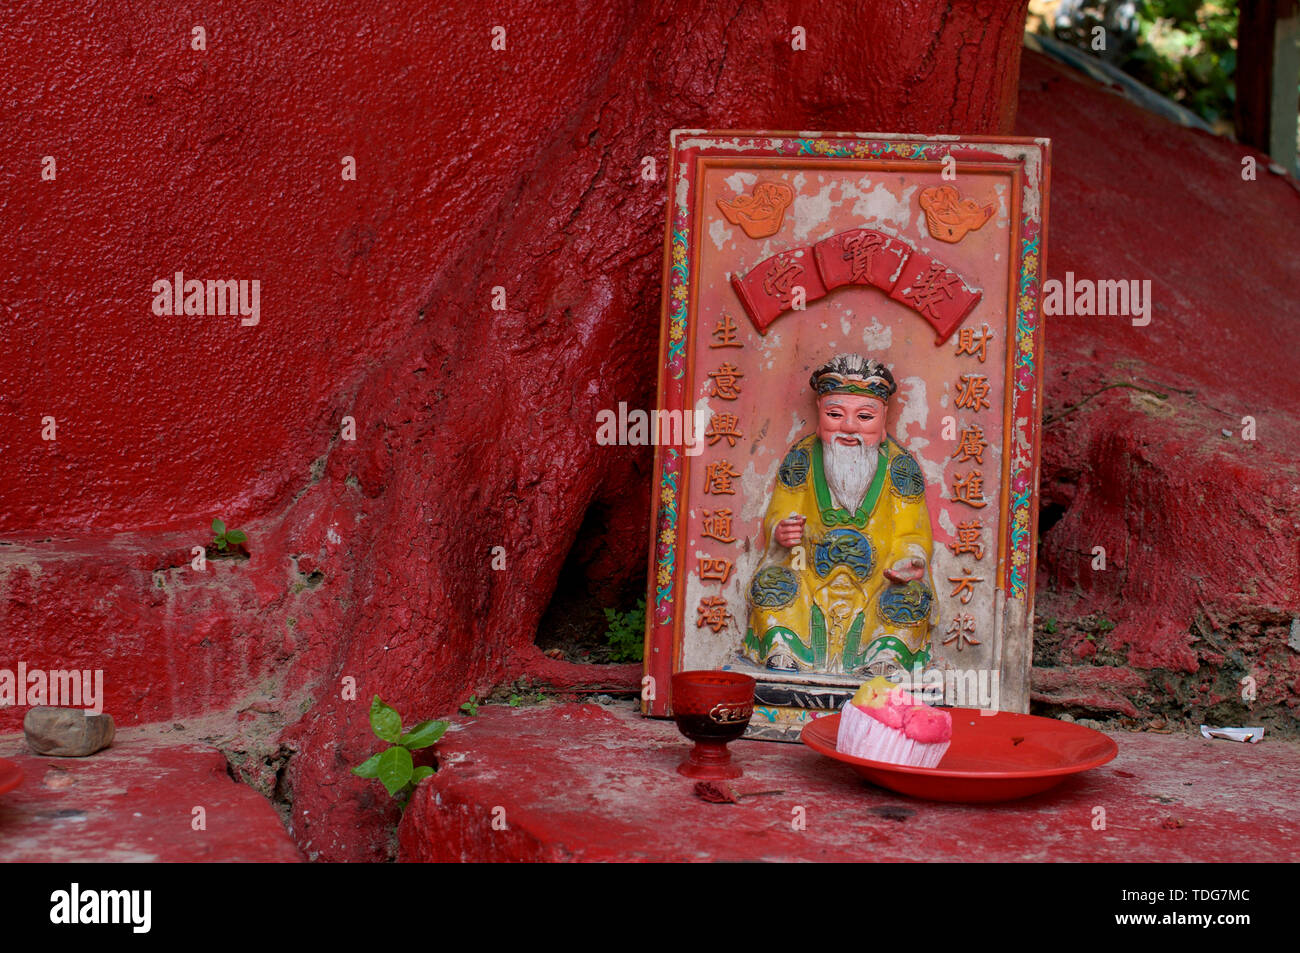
730, 227, 982, 344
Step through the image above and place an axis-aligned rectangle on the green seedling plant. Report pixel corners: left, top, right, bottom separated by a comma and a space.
352, 696, 448, 807
604, 597, 646, 663
460, 695, 480, 716
506, 692, 546, 708
210, 518, 248, 553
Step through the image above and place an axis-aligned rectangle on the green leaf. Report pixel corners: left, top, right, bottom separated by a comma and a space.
604, 599, 647, 663
410, 766, 435, 784
215, 538, 228, 550
369, 696, 402, 743
352, 751, 383, 778
226, 529, 247, 544
401, 719, 448, 749
377, 745, 413, 796
212, 518, 225, 535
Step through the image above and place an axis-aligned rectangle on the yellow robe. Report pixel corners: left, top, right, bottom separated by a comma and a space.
742, 433, 937, 675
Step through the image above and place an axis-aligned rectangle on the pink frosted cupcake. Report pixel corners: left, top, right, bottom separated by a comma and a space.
836, 676, 952, 768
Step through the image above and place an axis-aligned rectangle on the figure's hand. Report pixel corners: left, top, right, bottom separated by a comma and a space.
774, 515, 805, 548
883, 556, 926, 583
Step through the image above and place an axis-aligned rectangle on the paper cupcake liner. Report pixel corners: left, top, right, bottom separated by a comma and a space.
837, 700, 950, 768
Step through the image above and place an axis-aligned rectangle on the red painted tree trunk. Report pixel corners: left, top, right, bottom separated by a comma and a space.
277, 1, 1032, 860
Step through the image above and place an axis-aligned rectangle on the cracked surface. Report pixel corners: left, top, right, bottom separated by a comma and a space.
399, 702, 1300, 862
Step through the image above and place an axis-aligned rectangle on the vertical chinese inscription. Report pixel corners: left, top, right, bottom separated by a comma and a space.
697, 314, 746, 634
945, 324, 996, 648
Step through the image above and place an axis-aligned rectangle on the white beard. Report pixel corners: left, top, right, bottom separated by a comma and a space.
822, 437, 880, 512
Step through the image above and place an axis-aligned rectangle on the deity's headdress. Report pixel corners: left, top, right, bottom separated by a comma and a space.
809, 353, 897, 403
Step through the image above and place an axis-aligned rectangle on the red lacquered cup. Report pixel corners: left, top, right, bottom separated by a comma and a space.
671, 670, 756, 779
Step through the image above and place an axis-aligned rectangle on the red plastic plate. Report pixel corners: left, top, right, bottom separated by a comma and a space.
801, 708, 1118, 803
0, 758, 23, 796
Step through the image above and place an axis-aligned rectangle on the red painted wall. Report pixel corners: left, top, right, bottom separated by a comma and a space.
1015, 54, 1300, 717
0, 1, 1026, 533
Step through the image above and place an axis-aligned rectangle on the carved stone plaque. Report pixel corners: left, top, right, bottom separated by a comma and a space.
644, 131, 1050, 740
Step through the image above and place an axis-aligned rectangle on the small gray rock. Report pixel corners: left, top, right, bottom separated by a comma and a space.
23, 707, 115, 757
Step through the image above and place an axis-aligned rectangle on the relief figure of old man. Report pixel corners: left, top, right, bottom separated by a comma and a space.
742, 353, 937, 677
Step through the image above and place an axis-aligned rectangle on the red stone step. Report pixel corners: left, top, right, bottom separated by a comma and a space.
0, 728, 301, 862
398, 702, 1300, 862
0, 530, 325, 734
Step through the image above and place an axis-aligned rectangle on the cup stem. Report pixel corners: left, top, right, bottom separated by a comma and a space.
678, 739, 742, 779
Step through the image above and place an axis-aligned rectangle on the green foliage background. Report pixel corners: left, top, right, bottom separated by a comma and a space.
1044, 1, 1243, 128
604, 598, 646, 663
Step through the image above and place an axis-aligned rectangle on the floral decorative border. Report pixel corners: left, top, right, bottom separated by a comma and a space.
652, 223, 692, 627
1008, 220, 1044, 599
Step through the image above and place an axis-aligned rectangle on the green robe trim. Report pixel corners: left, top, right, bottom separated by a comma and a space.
744, 625, 814, 665
809, 604, 828, 667
811, 438, 889, 528
850, 634, 931, 671
841, 611, 868, 668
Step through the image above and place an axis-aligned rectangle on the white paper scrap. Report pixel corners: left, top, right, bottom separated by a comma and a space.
1199, 725, 1265, 743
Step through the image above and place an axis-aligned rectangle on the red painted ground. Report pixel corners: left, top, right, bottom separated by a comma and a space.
399, 703, 1300, 862
0, 728, 301, 862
